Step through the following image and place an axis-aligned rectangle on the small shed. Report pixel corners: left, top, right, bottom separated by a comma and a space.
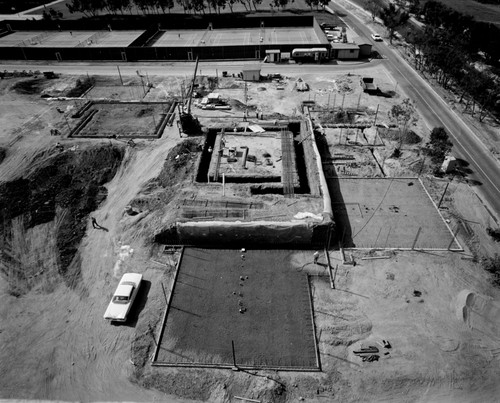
241, 65, 261, 81
352, 36, 372, 57
330, 43, 360, 60
441, 155, 459, 173
265, 49, 281, 63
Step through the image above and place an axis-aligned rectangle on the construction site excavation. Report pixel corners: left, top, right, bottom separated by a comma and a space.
1, 31, 500, 403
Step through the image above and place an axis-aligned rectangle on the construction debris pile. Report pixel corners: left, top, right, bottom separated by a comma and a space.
295, 77, 309, 92
335, 74, 354, 94
353, 339, 391, 363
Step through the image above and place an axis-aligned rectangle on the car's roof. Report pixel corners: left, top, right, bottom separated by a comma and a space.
115, 284, 134, 298
120, 272, 142, 283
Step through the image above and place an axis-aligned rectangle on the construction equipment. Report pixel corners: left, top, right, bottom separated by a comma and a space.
179, 56, 201, 135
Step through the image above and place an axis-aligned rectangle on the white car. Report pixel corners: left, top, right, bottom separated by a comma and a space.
371, 33, 383, 42
103, 273, 142, 322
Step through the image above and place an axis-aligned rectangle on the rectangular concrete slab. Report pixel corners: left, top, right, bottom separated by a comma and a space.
84, 31, 144, 47
329, 178, 460, 249
152, 27, 325, 47
0, 30, 144, 48
209, 133, 284, 179
156, 248, 319, 370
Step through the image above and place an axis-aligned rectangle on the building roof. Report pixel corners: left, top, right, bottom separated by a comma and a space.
352, 36, 371, 45
330, 43, 360, 50
242, 64, 262, 72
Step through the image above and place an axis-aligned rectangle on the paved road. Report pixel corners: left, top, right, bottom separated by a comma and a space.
0, 59, 380, 77
332, 0, 500, 221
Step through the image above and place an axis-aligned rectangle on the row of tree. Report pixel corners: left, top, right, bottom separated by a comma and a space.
411, 2, 500, 121
365, 0, 500, 66
65, 0, 331, 15
365, 0, 500, 122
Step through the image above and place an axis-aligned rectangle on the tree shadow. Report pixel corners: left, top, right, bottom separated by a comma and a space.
315, 134, 355, 248
466, 178, 483, 186
378, 90, 396, 98
112, 280, 151, 328
455, 158, 470, 168
451, 159, 483, 186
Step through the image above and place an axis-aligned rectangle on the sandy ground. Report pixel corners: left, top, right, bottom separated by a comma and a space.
0, 110, 188, 400
1, 63, 500, 402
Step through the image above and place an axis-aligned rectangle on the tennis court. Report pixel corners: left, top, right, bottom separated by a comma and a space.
0, 30, 144, 48
152, 27, 325, 47
84, 31, 143, 47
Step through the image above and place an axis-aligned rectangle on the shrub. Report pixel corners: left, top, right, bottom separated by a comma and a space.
487, 227, 500, 242
481, 254, 500, 287
423, 127, 453, 164
66, 77, 95, 98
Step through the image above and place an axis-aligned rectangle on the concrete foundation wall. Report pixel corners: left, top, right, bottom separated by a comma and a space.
177, 220, 314, 246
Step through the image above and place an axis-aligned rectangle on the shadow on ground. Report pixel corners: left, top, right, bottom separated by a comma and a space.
315, 133, 354, 247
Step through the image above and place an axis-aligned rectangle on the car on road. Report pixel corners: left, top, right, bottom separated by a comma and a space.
371, 33, 383, 42
320, 23, 337, 30
103, 273, 142, 322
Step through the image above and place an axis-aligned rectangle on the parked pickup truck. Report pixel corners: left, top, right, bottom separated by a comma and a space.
103, 273, 142, 322
360, 77, 380, 94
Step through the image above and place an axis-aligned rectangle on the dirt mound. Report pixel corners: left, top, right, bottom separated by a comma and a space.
227, 98, 256, 111
335, 74, 354, 94
11, 78, 48, 95
158, 138, 201, 188
378, 128, 422, 144
126, 138, 202, 236
139, 368, 220, 401
0, 144, 124, 294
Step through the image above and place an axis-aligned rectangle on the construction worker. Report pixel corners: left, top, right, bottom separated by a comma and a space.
313, 251, 320, 264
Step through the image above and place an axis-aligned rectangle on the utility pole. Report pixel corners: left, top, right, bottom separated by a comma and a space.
160, 282, 168, 304
437, 181, 451, 208
411, 227, 422, 250
244, 82, 248, 121
356, 91, 362, 111
373, 104, 380, 126
231, 340, 237, 370
63, 114, 72, 132
116, 65, 123, 85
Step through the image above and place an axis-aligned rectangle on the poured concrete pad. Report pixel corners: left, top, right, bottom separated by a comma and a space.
328, 178, 460, 249
156, 248, 319, 370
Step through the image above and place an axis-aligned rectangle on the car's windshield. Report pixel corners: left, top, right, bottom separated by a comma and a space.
113, 296, 130, 303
